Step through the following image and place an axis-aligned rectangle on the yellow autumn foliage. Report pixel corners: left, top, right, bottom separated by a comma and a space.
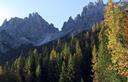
50, 49, 57, 61
104, 0, 128, 77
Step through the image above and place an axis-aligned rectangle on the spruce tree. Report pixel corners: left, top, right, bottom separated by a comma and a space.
97, 25, 112, 82
59, 55, 75, 82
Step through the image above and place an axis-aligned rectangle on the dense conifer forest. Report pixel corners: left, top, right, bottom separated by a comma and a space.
0, 0, 128, 82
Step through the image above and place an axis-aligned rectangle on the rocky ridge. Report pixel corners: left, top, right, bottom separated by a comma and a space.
0, 0, 105, 54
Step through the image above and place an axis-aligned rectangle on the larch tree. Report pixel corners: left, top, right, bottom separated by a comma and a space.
48, 48, 60, 82
105, 0, 128, 79
62, 43, 70, 66
91, 45, 98, 82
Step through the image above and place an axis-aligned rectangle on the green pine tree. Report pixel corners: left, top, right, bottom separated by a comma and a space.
59, 55, 75, 82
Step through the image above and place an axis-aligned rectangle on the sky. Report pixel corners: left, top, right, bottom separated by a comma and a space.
0, 0, 119, 29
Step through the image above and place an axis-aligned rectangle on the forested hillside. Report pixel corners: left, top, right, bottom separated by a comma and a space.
0, 0, 128, 82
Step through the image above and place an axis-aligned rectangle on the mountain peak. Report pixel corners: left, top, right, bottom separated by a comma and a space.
62, 16, 76, 32
97, 0, 103, 3
97, 0, 104, 6
29, 12, 41, 18
28, 12, 43, 21
62, 0, 105, 34
2, 19, 8, 26
68, 16, 74, 22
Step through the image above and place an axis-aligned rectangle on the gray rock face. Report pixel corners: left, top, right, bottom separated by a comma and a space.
0, 13, 59, 54
62, 0, 105, 35
0, 0, 105, 54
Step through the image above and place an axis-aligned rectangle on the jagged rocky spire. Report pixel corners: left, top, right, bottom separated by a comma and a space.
2, 19, 8, 26
97, 0, 103, 3
97, 0, 104, 6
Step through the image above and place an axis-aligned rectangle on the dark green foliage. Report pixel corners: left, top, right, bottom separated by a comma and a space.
73, 41, 82, 82
97, 25, 112, 81
59, 55, 75, 82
